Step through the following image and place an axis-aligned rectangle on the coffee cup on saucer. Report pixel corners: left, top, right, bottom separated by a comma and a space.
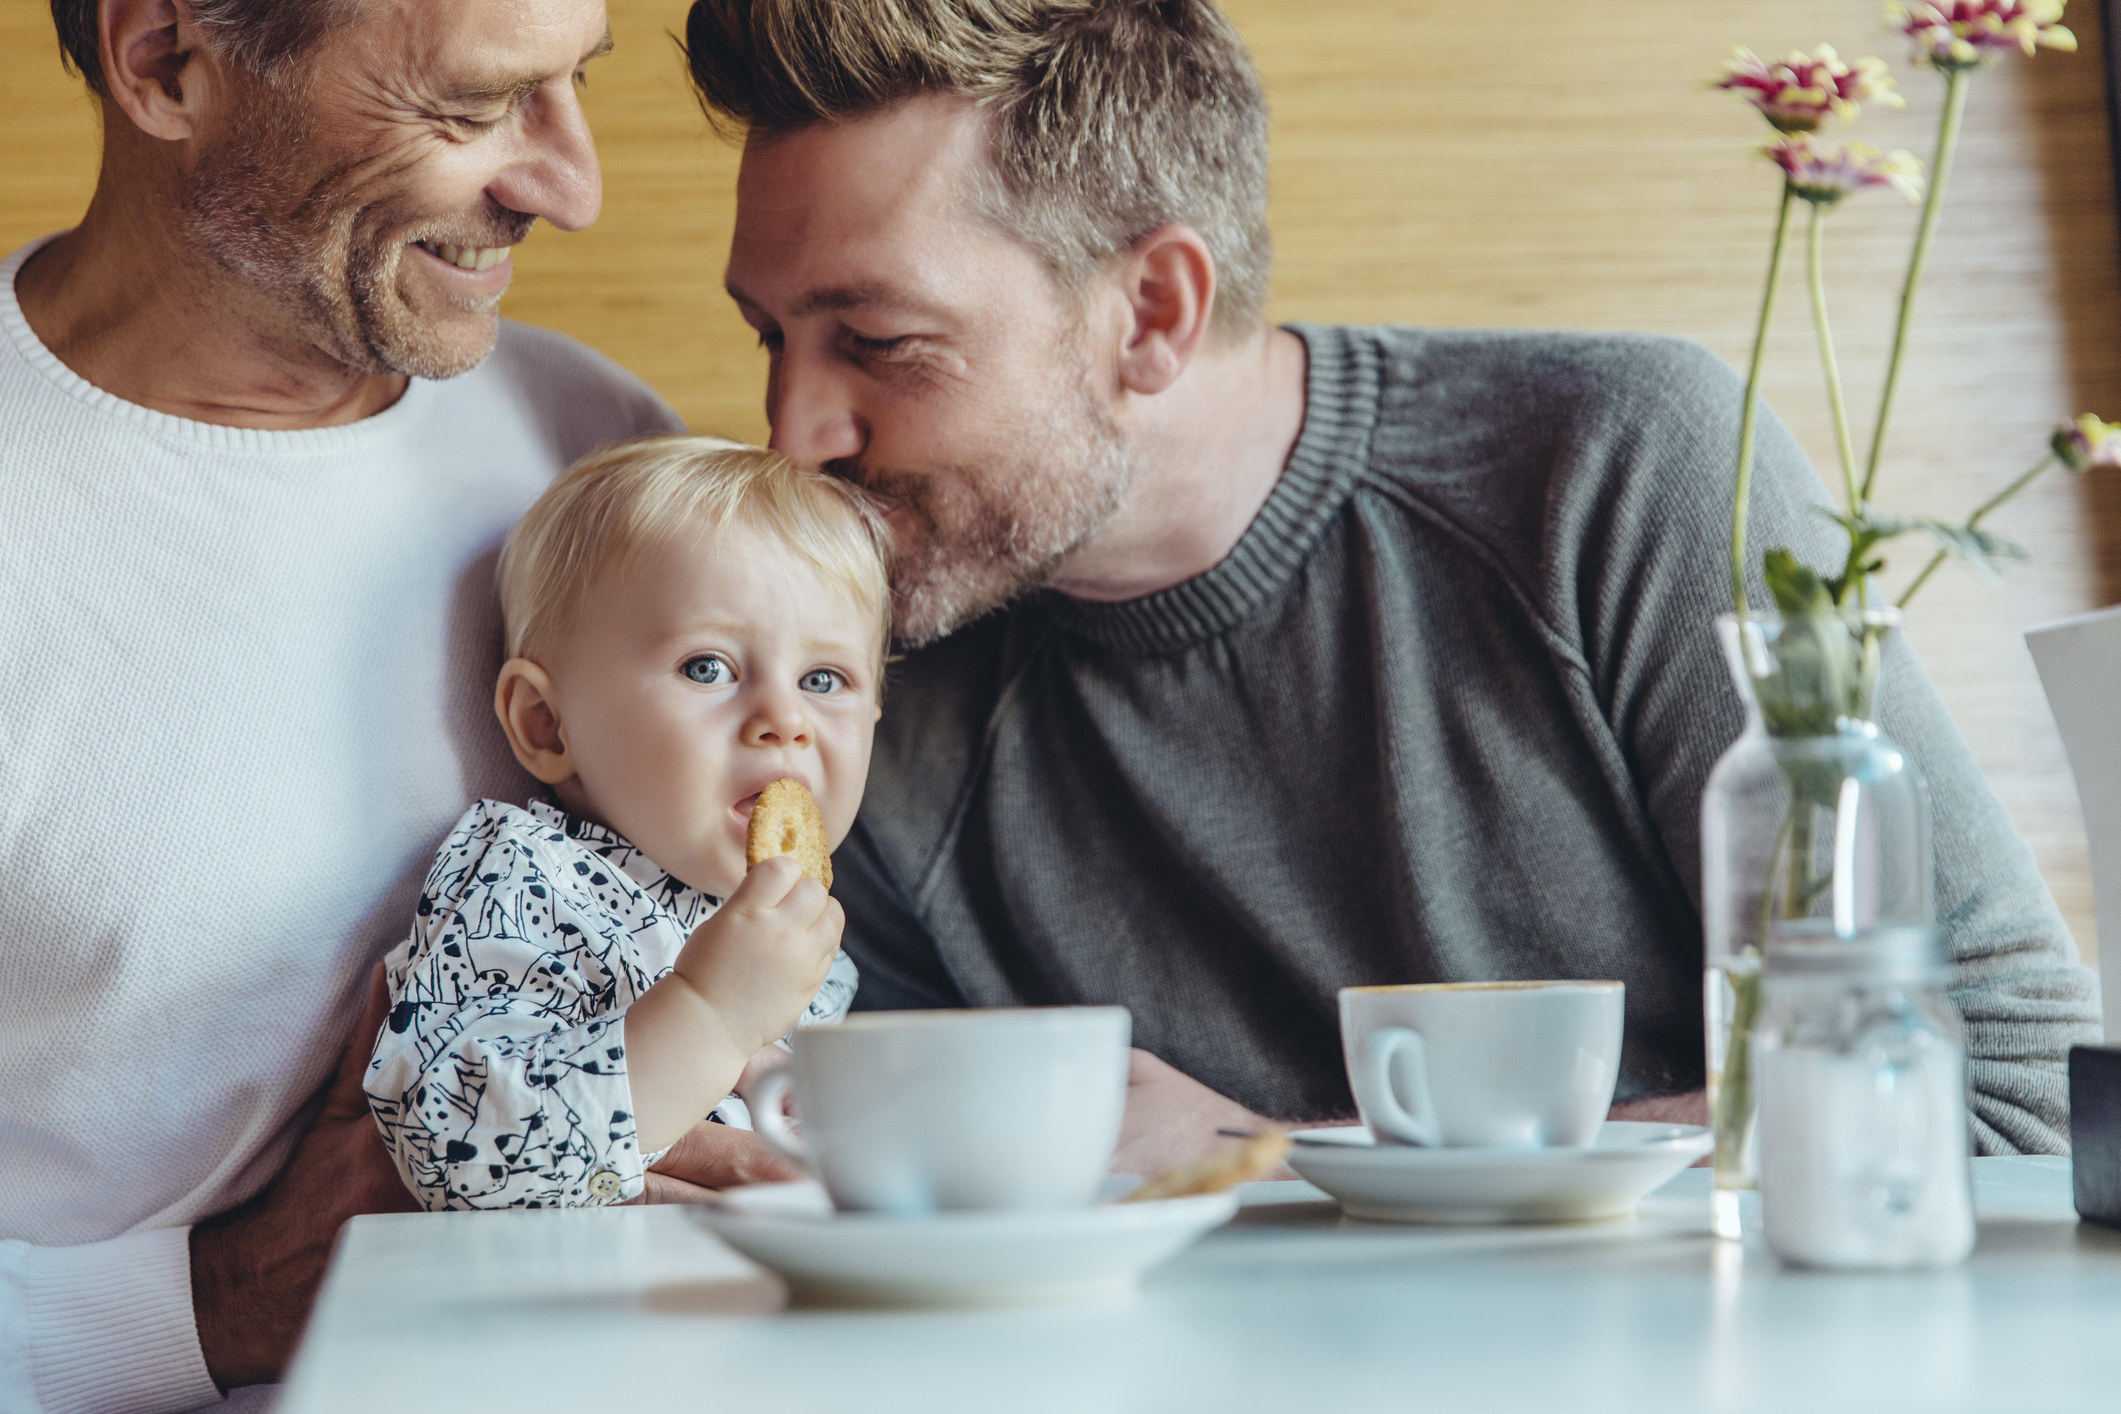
1339, 981, 1624, 1149
740, 1007, 1131, 1215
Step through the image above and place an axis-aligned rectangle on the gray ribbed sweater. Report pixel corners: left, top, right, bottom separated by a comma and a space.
834, 323, 2100, 1154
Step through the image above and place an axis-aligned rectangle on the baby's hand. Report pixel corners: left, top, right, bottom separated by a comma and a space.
673, 856, 842, 1060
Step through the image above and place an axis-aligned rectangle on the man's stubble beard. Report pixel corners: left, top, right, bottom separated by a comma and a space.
843, 364, 1139, 650
178, 75, 525, 382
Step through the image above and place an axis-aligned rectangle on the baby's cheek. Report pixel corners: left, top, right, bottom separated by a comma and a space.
821, 746, 876, 848
705, 840, 749, 900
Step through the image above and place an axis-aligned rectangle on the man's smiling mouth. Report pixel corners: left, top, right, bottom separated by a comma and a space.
413, 240, 512, 272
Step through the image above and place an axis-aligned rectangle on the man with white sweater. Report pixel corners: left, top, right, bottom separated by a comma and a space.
0, 2, 785, 1409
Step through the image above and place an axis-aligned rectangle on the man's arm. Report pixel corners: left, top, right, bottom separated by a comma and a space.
194, 969, 811, 1384
4, 1227, 220, 1414
3, 961, 795, 1413
188, 967, 415, 1389
0, 967, 413, 1414
1575, 337, 2100, 1149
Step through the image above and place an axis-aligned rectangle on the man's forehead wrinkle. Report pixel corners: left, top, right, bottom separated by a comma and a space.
793, 285, 895, 317
729, 197, 982, 326
360, 7, 614, 108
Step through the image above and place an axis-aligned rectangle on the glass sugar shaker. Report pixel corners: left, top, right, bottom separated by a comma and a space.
1753, 923, 1974, 1270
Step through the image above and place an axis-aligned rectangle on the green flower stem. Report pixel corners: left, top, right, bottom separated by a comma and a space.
1862, 66, 1971, 504
1803, 201, 1869, 607
1897, 451, 2058, 607
1714, 805, 1824, 1189
1713, 962, 1764, 1184
1712, 808, 1793, 1187
1806, 202, 1860, 516
1734, 186, 1798, 619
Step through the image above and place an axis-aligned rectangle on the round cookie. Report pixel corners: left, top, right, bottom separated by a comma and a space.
745, 777, 833, 890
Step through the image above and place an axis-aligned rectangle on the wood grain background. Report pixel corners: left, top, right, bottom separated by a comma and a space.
4, 0, 2116, 963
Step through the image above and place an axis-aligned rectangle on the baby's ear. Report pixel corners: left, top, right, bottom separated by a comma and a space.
494, 658, 575, 785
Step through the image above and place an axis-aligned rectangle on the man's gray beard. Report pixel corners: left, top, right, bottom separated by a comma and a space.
858, 382, 1138, 649
177, 84, 503, 382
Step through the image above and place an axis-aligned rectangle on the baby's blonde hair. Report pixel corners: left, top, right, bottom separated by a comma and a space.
497, 435, 893, 665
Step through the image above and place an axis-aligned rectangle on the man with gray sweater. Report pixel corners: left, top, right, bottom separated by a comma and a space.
1, 2, 791, 1410
687, 0, 2100, 1171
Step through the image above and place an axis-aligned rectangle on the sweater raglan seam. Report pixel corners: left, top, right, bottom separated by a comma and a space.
1354, 473, 1595, 680
1353, 471, 1694, 931
912, 617, 1058, 911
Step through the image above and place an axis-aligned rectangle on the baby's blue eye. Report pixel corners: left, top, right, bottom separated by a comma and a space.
684, 655, 732, 685
799, 669, 843, 695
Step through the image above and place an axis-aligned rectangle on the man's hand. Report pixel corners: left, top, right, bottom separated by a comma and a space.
639, 1118, 803, 1202
1113, 1048, 1292, 1178
189, 965, 416, 1391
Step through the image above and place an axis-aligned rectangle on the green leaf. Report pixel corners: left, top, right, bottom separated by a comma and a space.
1812, 505, 1900, 564
1905, 517, 2027, 579
1755, 549, 1862, 738
1762, 547, 1834, 619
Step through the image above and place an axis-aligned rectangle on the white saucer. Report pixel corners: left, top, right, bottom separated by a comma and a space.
1287, 1121, 1712, 1224
689, 1181, 1238, 1306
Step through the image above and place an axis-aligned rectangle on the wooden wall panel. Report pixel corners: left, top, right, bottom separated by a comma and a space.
4, 0, 2116, 962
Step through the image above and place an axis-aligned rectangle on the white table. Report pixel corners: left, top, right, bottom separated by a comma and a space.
280, 1158, 2121, 1413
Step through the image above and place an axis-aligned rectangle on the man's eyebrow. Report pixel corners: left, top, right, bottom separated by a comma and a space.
440, 26, 615, 105
723, 279, 951, 323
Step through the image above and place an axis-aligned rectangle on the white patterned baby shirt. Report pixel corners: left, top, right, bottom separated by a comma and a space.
366, 798, 857, 1210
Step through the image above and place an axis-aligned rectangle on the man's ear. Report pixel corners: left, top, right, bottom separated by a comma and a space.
1113, 224, 1218, 397
98, 0, 217, 142
494, 658, 577, 786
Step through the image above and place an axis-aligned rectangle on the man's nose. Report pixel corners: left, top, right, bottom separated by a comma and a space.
488, 83, 603, 233
742, 684, 813, 749
766, 357, 865, 468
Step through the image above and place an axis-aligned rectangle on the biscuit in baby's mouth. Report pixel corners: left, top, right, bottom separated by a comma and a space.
745, 777, 833, 889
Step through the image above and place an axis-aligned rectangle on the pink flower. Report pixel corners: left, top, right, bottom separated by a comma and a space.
2052, 414, 2121, 471
1765, 136, 1926, 204
1714, 45, 1903, 132
1887, 1, 2078, 69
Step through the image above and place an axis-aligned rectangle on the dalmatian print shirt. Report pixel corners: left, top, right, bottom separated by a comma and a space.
365, 798, 857, 1210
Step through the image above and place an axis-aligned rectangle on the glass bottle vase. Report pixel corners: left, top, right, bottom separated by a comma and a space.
1699, 610, 1934, 1240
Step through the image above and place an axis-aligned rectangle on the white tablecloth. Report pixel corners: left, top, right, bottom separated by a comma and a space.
279, 1157, 2119, 1413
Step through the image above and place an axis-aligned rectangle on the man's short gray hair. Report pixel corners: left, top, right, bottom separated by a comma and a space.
49, 0, 353, 96
683, 0, 1273, 340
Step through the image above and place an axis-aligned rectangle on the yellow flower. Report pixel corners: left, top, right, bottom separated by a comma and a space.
1765, 136, 1927, 205
2052, 414, 2121, 471
1714, 45, 1904, 133
1887, 1, 2078, 69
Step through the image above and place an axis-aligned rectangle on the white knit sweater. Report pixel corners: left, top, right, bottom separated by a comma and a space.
0, 237, 680, 1414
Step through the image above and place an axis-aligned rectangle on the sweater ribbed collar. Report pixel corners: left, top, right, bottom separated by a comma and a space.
2, 234, 437, 454
1034, 323, 1381, 655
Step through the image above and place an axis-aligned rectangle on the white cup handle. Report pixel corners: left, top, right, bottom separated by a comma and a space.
1355, 1027, 1442, 1147
739, 1068, 812, 1171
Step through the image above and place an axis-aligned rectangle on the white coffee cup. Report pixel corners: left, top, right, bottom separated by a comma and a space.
1340, 981, 1625, 1149
742, 1007, 1131, 1214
